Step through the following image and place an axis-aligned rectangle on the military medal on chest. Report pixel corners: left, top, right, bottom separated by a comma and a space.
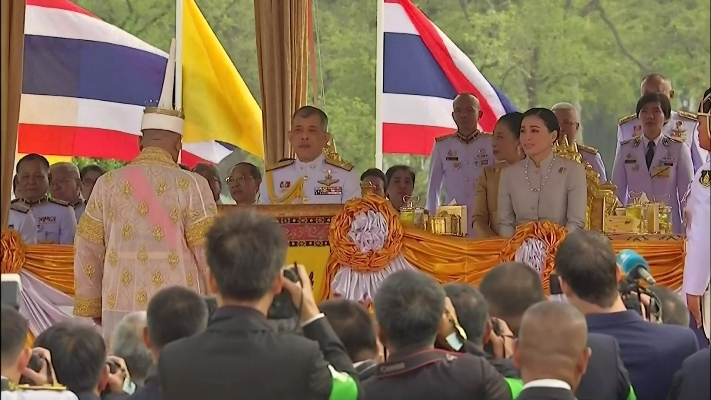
670, 121, 687, 141
315, 170, 342, 195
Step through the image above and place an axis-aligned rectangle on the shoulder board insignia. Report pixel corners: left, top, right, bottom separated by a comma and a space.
479, 131, 493, 136
325, 158, 354, 172
265, 159, 294, 172
16, 384, 67, 391
435, 133, 457, 142
677, 110, 697, 121
618, 114, 636, 125
48, 198, 70, 207
10, 198, 22, 204
699, 170, 710, 188
619, 137, 637, 146
10, 202, 30, 213
577, 144, 598, 155
663, 136, 683, 146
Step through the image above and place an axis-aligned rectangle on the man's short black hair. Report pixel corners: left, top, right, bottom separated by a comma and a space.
555, 230, 619, 308
205, 210, 287, 301
320, 299, 377, 361
360, 168, 386, 184
636, 93, 672, 120
443, 283, 489, 345
147, 287, 209, 350
16, 153, 50, 174
1, 305, 28, 369
292, 106, 329, 131
374, 270, 445, 349
479, 262, 545, 320
33, 323, 106, 393
648, 286, 690, 327
79, 165, 106, 181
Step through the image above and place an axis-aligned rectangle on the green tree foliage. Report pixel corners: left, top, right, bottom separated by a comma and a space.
73, 0, 710, 198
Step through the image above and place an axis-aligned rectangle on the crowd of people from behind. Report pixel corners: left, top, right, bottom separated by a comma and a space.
2, 210, 709, 400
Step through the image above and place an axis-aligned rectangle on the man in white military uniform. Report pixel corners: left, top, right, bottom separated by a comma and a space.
552, 102, 607, 182
426, 93, 494, 236
259, 106, 360, 205
49, 162, 85, 221
683, 88, 711, 345
13, 154, 76, 244
616, 73, 707, 171
7, 202, 37, 244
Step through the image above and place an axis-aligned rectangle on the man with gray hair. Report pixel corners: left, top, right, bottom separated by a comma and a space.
552, 102, 608, 182
111, 312, 152, 387
49, 162, 85, 220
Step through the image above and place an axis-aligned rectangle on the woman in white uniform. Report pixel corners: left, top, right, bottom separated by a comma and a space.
497, 108, 588, 237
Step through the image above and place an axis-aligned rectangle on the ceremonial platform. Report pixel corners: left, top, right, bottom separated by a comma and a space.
1, 199, 685, 307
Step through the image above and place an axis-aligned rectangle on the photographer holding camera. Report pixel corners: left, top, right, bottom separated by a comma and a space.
1, 305, 77, 400
158, 210, 359, 400
554, 230, 698, 400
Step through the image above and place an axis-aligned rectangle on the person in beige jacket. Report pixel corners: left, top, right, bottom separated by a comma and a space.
498, 108, 588, 238
472, 112, 525, 237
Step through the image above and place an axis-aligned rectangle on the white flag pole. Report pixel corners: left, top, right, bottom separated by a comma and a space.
175, 0, 184, 111
374, 0, 385, 171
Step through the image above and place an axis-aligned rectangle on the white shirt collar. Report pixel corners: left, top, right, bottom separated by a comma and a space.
295, 153, 325, 170
522, 378, 572, 391
642, 133, 663, 148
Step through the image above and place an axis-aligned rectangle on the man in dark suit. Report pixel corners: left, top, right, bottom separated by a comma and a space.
514, 302, 591, 400
158, 210, 359, 400
128, 286, 209, 400
477, 263, 635, 400
320, 299, 381, 381
362, 270, 512, 400
667, 347, 710, 400
556, 231, 699, 400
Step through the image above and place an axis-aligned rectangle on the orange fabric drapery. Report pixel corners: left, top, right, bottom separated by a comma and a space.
254, 0, 309, 165
320, 222, 685, 299
0, 0, 26, 227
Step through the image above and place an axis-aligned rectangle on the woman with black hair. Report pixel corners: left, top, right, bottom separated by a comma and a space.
385, 165, 416, 211
497, 108, 588, 237
472, 112, 525, 237
611, 93, 694, 234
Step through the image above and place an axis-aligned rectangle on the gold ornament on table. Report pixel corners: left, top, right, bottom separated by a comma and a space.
360, 180, 378, 196
432, 201, 467, 236
399, 195, 429, 230
554, 136, 618, 231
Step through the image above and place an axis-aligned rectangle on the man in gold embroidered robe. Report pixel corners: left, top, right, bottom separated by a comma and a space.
72, 39, 217, 341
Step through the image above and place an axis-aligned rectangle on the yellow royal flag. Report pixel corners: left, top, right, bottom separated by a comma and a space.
181, 0, 264, 158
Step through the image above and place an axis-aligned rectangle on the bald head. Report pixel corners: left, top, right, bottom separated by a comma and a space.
452, 93, 482, 136
641, 73, 673, 99
50, 162, 79, 177
140, 129, 182, 162
515, 302, 590, 387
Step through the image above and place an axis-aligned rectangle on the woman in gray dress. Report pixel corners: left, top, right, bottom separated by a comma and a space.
497, 108, 588, 237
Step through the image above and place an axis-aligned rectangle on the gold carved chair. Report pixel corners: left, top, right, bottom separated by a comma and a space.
553, 137, 617, 230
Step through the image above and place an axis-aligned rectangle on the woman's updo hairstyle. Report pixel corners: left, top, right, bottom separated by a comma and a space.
522, 108, 560, 141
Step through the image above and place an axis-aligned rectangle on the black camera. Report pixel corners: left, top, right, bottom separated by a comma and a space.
267, 266, 301, 320
1, 274, 21, 310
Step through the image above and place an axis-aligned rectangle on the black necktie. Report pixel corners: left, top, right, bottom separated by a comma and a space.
645, 141, 656, 169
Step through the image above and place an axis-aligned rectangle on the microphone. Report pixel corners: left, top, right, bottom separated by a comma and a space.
617, 249, 656, 285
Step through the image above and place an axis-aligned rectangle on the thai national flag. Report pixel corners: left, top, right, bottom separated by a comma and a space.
378, 0, 517, 157
19, 0, 233, 166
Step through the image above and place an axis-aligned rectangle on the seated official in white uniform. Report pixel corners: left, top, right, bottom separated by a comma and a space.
7, 203, 37, 244
498, 108, 587, 238
259, 106, 360, 205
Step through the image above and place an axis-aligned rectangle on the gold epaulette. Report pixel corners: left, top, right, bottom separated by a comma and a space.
265, 159, 294, 172
48, 198, 70, 207
10, 198, 23, 204
16, 384, 67, 391
577, 143, 599, 155
677, 110, 698, 121
10, 202, 30, 213
620, 137, 638, 146
435, 133, 457, 142
618, 114, 636, 125
662, 136, 683, 146
325, 158, 354, 172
